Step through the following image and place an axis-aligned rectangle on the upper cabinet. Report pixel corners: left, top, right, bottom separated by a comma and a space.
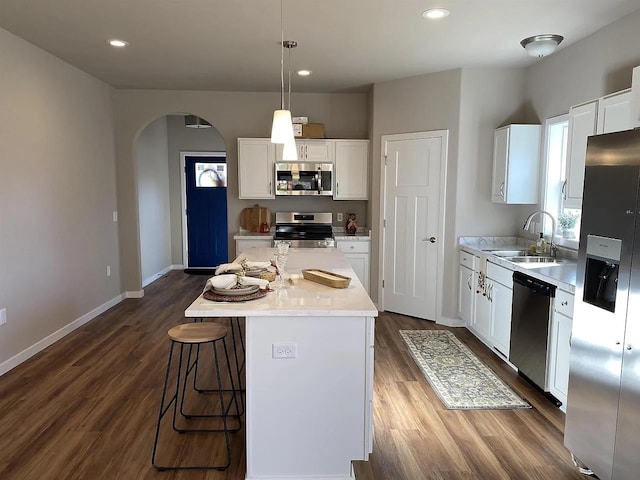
238, 138, 275, 199
597, 89, 631, 134
565, 90, 632, 209
275, 139, 335, 163
334, 140, 369, 200
491, 124, 541, 204
565, 101, 597, 209
630, 66, 640, 127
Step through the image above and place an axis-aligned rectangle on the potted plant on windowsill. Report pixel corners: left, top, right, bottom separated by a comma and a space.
558, 212, 580, 238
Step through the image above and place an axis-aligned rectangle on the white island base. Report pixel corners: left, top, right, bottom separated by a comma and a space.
185, 248, 377, 479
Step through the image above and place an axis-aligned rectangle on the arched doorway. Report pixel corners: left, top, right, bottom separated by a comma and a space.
134, 114, 227, 287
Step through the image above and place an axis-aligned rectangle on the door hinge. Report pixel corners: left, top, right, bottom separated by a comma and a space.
383, 219, 386, 228
382, 280, 385, 288
384, 155, 388, 166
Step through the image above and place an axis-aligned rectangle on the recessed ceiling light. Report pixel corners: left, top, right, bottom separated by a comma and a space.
422, 8, 450, 20
107, 39, 129, 48
298, 70, 312, 76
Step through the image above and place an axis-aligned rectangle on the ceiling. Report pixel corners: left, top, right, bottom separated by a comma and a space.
2, 0, 640, 93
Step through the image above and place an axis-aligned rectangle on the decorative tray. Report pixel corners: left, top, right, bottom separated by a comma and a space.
203, 288, 268, 302
301, 269, 351, 289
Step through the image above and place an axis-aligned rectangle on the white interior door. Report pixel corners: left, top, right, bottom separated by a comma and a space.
382, 131, 447, 320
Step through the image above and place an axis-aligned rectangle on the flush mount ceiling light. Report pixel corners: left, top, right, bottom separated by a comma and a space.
297, 70, 312, 76
271, 0, 296, 153
107, 39, 129, 48
520, 34, 564, 57
184, 115, 211, 129
422, 8, 450, 19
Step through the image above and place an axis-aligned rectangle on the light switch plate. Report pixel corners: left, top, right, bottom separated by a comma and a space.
272, 343, 297, 359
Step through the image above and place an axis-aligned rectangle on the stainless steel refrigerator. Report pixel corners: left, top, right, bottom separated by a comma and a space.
565, 128, 640, 480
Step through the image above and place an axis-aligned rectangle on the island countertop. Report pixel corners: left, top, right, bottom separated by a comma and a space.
185, 247, 378, 318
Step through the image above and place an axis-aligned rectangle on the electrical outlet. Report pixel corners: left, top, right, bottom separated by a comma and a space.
106, 266, 111, 277
272, 343, 297, 359
337, 213, 343, 222
0, 308, 7, 326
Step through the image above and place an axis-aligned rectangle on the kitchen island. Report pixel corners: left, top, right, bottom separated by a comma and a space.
185, 247, 378, 480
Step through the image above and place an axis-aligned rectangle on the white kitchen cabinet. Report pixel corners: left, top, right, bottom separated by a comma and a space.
238, 138, 275, 199
337, 240, 370, 293
472, 272, 492, 344
458, 264, 475, 326
276, 139, 335, 163
597, 89, 632, 134
630, 65, 640, 128
564, 101, 598, 209
491, 124, 541, 204
549, 289, 574, 412
489, 278, 513, 358
334, 140, 369, 200
236, 238, 273, 255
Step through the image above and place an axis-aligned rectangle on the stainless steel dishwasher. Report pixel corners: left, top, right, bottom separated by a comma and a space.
509, 271, 556, 394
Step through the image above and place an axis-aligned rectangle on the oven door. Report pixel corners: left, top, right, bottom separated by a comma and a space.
275, 163, 333, 196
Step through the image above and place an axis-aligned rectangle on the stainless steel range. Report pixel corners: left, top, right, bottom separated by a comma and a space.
273, 212, 335, 248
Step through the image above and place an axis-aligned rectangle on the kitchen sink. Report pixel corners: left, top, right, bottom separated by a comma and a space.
508, 256, 565, 263
487, 249, 531, 257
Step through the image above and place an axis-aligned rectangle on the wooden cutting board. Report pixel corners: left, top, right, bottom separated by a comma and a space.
240, 205, 271, 232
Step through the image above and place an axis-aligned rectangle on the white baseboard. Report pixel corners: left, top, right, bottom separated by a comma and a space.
0, 293, 125, 376
142, 265, 173, 288
437, 315, 466, 327
171, 264, 184, 270
125, 290, 144, 299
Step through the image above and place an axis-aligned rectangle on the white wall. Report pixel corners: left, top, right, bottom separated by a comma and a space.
526, 8, 640, 122
0, 27, 120, 368
113, 90, 369, 291
136, 117, 171, 285
457, 67, 534, 238
371, 69, 462, 315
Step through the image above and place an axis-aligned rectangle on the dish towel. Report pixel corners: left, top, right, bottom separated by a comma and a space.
214, 260, 272, 275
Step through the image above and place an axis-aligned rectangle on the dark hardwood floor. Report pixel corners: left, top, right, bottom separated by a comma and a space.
0, 271, 583, 479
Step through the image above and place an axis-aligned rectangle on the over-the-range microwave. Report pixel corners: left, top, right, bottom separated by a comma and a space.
275, 162, 333, 196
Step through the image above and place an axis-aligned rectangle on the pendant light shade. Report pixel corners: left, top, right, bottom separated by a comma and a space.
282, 139, 298, 161
271, 109, 296, 144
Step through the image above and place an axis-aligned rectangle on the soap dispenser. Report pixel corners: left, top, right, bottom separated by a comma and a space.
536, 232, 547, 254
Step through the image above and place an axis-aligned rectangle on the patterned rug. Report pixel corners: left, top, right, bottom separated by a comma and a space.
399, 330, 530, 410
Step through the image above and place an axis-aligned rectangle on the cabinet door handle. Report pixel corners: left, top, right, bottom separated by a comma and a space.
467, 274, 472, 290
561, 300, 568, 306
336, 182, 339, 196
499, 181, 505, 198
269, 181, 272, 195
562, 180, 567, 200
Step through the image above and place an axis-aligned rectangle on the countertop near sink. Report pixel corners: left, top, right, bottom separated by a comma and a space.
460, 242, 577, 293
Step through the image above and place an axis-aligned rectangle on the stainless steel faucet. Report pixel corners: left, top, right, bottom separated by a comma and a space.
523, 210, 557, 257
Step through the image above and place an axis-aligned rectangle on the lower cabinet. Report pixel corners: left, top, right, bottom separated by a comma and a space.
489, 280, 513, 358
458, 265, 475, 325
236, 238, 273, 255
549, 289, 575, 411
336, 240, 370, 293
472, 273, 492, 343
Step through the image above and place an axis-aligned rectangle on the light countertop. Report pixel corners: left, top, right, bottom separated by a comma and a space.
234, 230, 371, 241
185, 247, 378, 317
460, 242, 577, 293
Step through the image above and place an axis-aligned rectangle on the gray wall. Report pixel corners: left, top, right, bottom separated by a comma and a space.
0, 27, 120, 366
526, 8, 640, 122
113, 90, 369, 291
166, 115, 226, 265
136, 117, 171, 284
371, 69, 462, 315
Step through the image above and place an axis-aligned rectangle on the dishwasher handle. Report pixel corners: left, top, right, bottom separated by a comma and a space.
513, 271, 556, 297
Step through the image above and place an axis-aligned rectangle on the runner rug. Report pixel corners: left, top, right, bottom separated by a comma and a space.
399, 330, 530, 410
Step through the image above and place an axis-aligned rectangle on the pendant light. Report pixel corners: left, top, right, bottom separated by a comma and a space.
282, 40, 298, 160
270, 0, 295, 145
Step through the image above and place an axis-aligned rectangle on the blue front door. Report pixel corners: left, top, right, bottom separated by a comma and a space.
185, 155, 228, 267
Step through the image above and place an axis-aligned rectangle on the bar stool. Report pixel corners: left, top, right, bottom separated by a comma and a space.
191, 317, 245, 415
151, 322, 241, 471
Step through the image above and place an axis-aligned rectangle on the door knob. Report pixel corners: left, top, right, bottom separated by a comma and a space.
423, 236, 437, 243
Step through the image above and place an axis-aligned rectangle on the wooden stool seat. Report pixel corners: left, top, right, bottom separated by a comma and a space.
168, 323, 228, 343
